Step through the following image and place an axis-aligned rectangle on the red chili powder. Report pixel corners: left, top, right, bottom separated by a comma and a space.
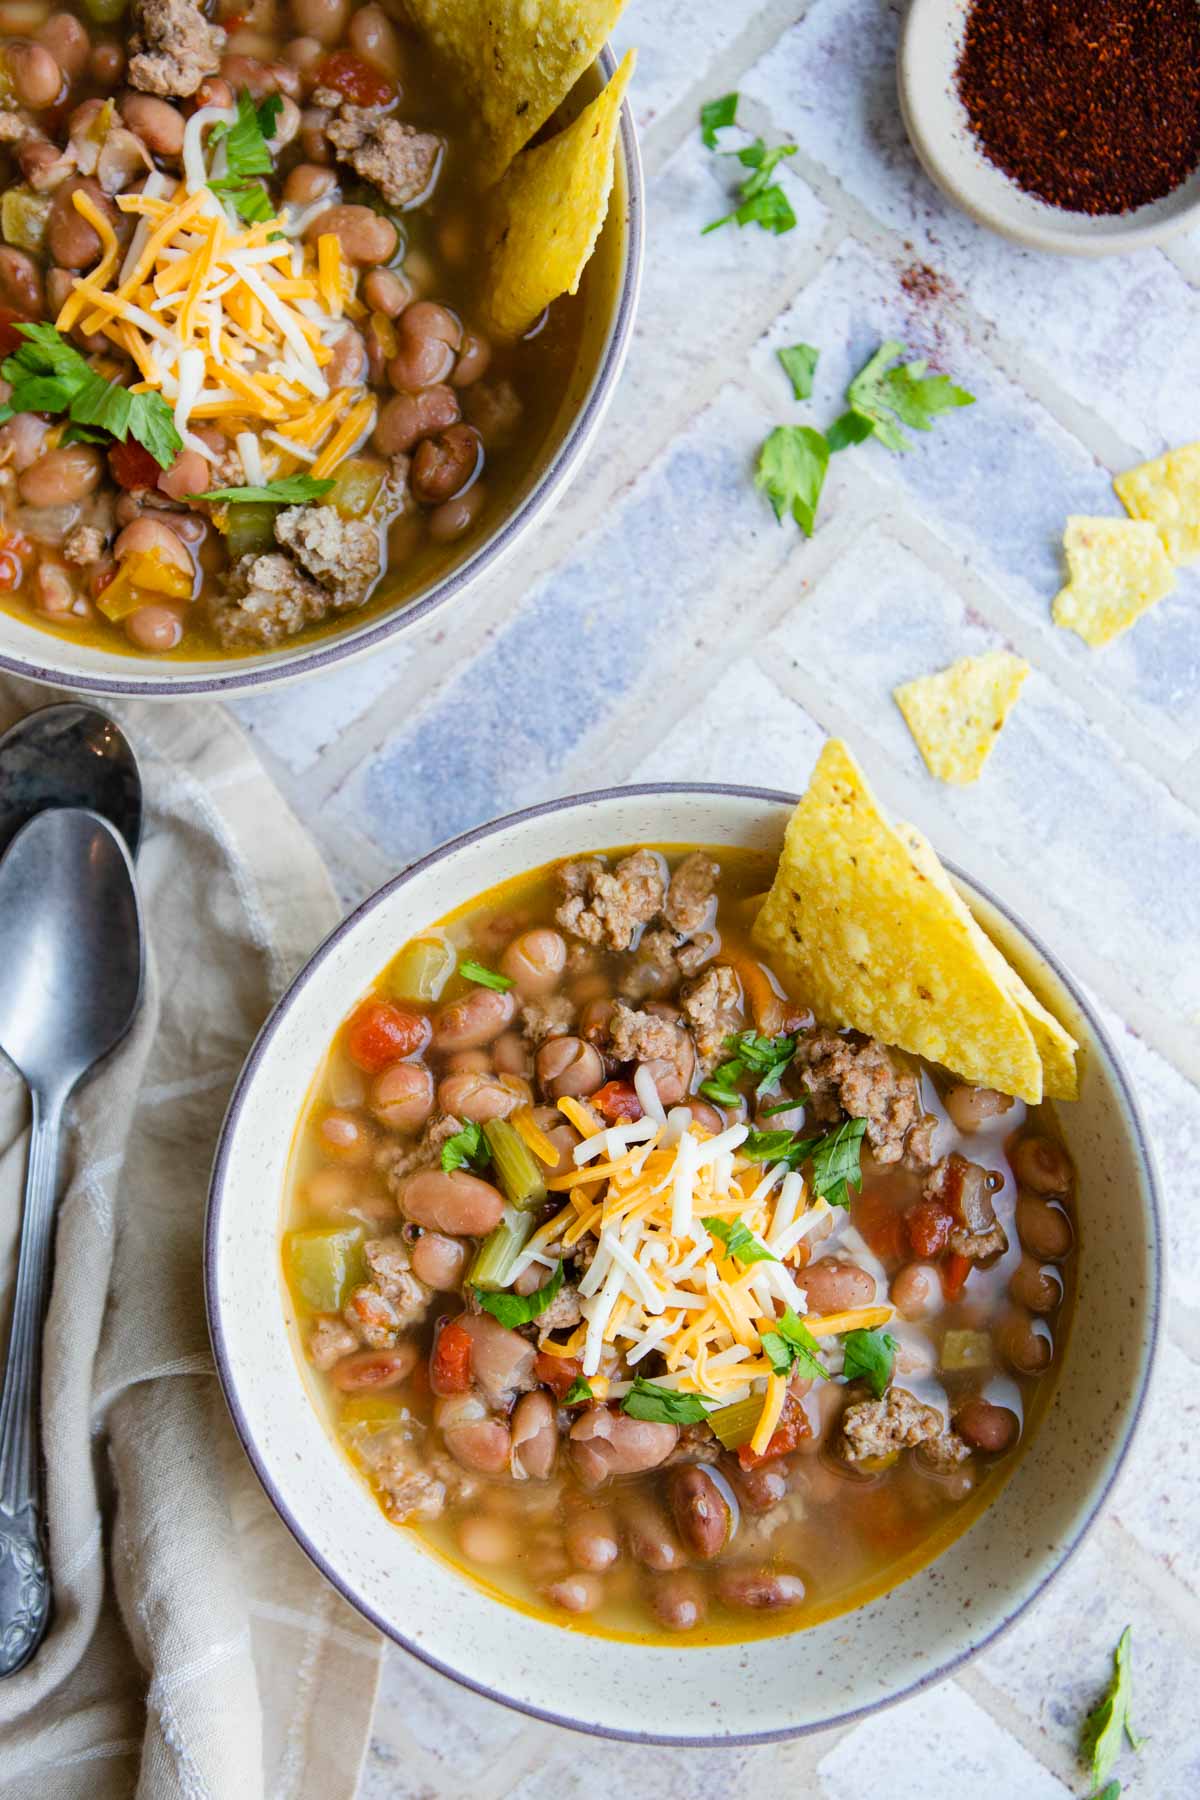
956, 0, 1200, 215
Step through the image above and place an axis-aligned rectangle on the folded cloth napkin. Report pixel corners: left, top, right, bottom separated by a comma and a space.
0, 680, 383, 1800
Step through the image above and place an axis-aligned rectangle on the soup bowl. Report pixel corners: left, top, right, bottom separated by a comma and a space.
0, 50, 642, 702
206, 784, 1162, 1742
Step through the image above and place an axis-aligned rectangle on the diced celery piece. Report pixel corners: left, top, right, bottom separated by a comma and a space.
329, 456, 385, 520
82, 0, 128, 22
285, 1225, 366, 1312
708, 1396, 762, 1451
0, 187, 51, 254
483, 1118, 546, 1212
339, 1395, 404, 1434
221, 502, 277, 560
468, 1207, 533, 1291
940, 1327, 993, 1372
388, 936, 456, 1003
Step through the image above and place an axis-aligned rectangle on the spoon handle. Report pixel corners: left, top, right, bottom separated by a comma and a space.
0, 1091, 62, 1677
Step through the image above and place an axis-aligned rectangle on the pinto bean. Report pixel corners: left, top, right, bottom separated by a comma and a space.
528, 1105, 579, 1179
686, 1099, 725, 1133
668, 1465, 730, 1561
458, 1513, 518, 1565
331, 1343, 417, 1390
543, 1573, 603, 1614
536, 1035, 604, 1100
89, 40, 123, 84
282, 33, 324, 75
0, 410, 47, 470
510, 1390, 557, 1480
0, 247, 43, 318
125, 604, 182, 651
196, 75, 234, 108
729, 1455, 788, 1513
153, 448, 206, 504
283, 160, 336, 205
37, 12, 89, 78
34, 562, 77, 617
619, 1490, 687, 1570
348, 2, 402, 74
452, 331, 491, 387
436, 1069, 529, 1122
648, 1570, 707, 1632
427, 483, 485, 541
325, 325, 367, 387
411, 424, 481, 506
997, 1310, 1053, 1375
119, 91, 185, 158
291, 0, 349, 45
1012, 1135, 1073, 1196
492, 1030, 533, 1078
1008, 1256, 1063, 1314
569, 1406, 678, 1488
500, 927, 567, 997
397, 1168, 504, 1236
7, 41, 63, 108
890, 1261, 941, 1320
18, 443, 103, 506
431, 984, 516, 1052
363, 266, 409, 317
409, 1231, 466, 1291
564, 1507, 620, 1572
717, 1568, 806, 1612
369, 1061, 434, 1132
114, 516, 192, 573
19, 136, 73, 191
373, 385, 460, 457
317, 1108, 373, 1163
46, 178, 111, 269
457, 1311, 536, 1408
306, 203, 396, 266
444, 1048, 491, 1075
389, 301, 461, 388
438, 1395, 511, 1475
299, 104, 332, 163
795, 1258, 876, 1315
955, 1397, 1019, 1454
1016, 1197, 1073, 1261
943, 1084, 1014, 1133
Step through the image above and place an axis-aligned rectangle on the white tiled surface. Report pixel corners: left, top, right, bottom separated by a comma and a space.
231, 4, 1200, 1791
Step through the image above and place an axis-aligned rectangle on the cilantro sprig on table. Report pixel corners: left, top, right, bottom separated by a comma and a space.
1081, 1627, 1146, 1798
697, 91, 797, 236
208, 90, 284, 223
0, 324, 182, 469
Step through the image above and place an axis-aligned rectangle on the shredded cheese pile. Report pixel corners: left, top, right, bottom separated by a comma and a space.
512, 1092, 894, 1458
54, 104, 377, 484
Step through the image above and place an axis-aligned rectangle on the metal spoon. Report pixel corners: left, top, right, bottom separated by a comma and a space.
0, 809, 143, 1676
0, 704, 142, 861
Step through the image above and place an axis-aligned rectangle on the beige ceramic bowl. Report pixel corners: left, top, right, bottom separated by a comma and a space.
0, 50, 642, 700
206, 785, 1161, 1742
899, 0, 1200, 255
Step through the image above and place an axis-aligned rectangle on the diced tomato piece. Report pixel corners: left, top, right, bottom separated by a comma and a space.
430, 1318, 473, 1395
940, 1251, 972, 1302
736, 1393, 812, 1469
853, 1189, 908, 1263
534, 1352, 583, 1399
588, 1080, 642, 1125
0, 306, 28, 359
109, 440, 162, 491
315, 50, 396, 107
345, 998, 430, 1071
906, 1196, 954, 1259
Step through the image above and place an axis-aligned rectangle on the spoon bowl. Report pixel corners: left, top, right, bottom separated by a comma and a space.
0, 704, 141, 861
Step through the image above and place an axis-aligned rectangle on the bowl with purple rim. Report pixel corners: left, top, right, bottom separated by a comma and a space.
0, 49, 642, 701
205, 783, 1161, 1742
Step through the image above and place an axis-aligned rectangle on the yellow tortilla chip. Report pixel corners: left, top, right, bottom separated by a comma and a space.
894, 651, 1028, 785
482, 50, 634, 339
1051, 516, 1176, 648
402, 0, 627, 182
898, 825, 1078, 1101
1115, 441, 1200, 564
752, 740, 1045, 1103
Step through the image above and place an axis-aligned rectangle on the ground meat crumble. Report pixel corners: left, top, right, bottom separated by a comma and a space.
326, 105, 443, 209
841, 1386, 966, 1467
794, 1031, 924, 1165
128, 0, 225, 97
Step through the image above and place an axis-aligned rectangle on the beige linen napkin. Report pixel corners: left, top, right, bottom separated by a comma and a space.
0, 679, 382, 1799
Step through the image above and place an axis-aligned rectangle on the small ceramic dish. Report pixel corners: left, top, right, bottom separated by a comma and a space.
898, 0, 1200, 256
0, 50, 642, 702
206, 784, 1162, 1743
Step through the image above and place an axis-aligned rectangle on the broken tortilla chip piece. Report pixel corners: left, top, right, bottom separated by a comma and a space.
1051, 516, 1175, 648
897, 824, 1079, 1100
1115, 441, 1200, 565
752, 740, 1047, 1103
894, 650, 1028, 785
402, 0, 627, 183
482, 49, 634, 339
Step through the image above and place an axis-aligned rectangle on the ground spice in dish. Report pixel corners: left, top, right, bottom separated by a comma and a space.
956, 0, 1200, 215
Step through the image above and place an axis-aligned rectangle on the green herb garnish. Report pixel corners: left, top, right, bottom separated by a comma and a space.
841, 1327, 898, 1399
843, 339, 975, 453
742, 1117, 867, 1209
701, 1215, 777, 1266
1081, 1628, 1145, 1796
473, 1261, 563, 1329
207, 90, 284, 221
825, 409, 874, 453
760, 1307, 827, 1381
189, 475, 335, 505
699, 91, 738, 150
441, 1121, 492, 1175
563, 1376, 593, 1405
755, 424, 830, 537
699, 1030, 797, 1108
458, 958, 514, 992
0, 323, 182, 469
703, 139, 798, 237
209, 176, 275, 223
777, 342, 819, 401
621, 1378, 716, 1425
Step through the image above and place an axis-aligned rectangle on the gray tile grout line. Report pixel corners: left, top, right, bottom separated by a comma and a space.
954, 1665, 1078, 1791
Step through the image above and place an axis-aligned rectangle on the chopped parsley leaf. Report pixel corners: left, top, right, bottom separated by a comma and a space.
0, 324, 181, 469
777, 342, 819, 400
209, 176, 275, 224
703, 138, 798, 236
755, 423, 830, 537
563, 1376, 593, 1405
208, 90, 285, 222
699, 91, 738, 149
825, 408, 874, 454
701, 1215, 777, 1265
441, 1120, 492, 1174
1081, 1628, 1145, 1795
699, 1030, 797, 1108
473, 1261, 563, 1329
189, 475, 335, 505
742, 1117, 867, 1209
458, 958, 514, 992
621, 1378, 715, 1425
844, 339, 975, 453
841, 1327, 897, 1399
760, 1307, 827, 1381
